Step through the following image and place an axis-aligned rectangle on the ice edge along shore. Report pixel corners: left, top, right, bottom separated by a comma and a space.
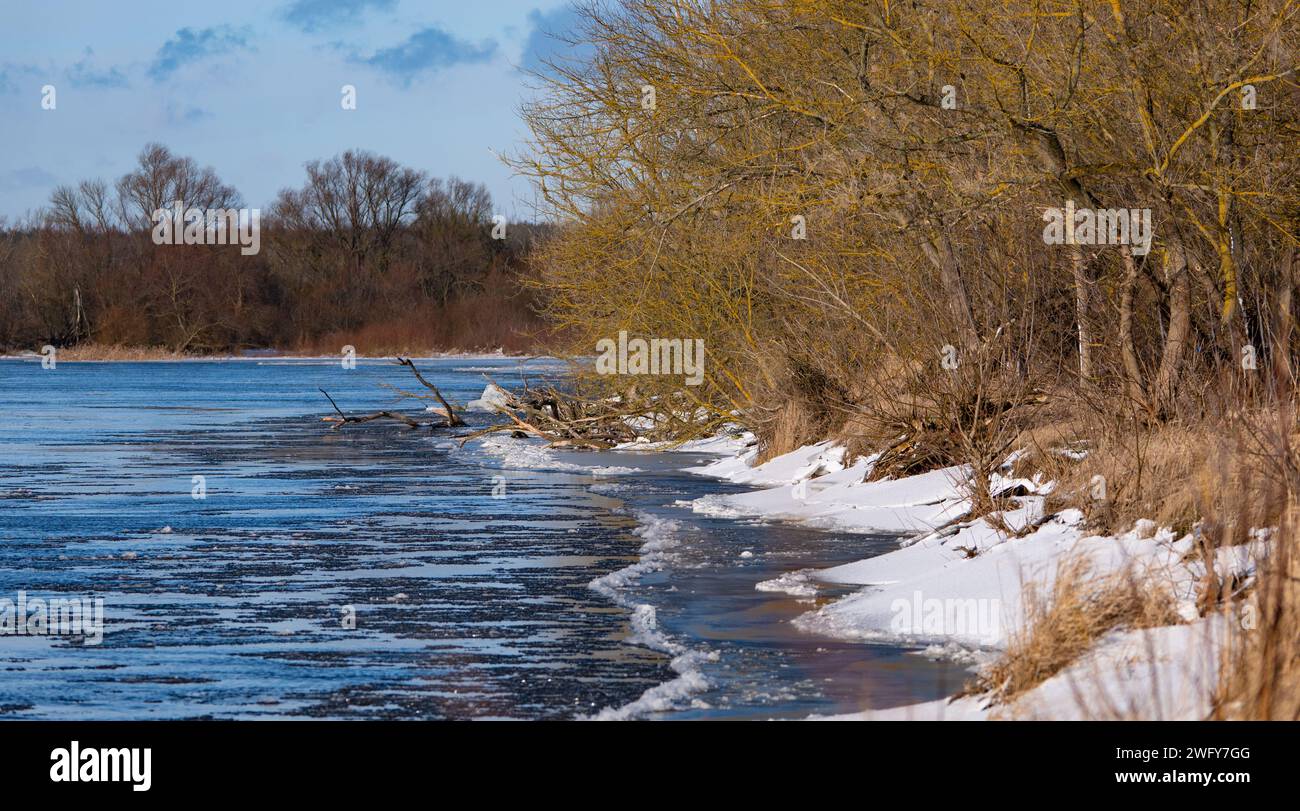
617, 433, 1253, 720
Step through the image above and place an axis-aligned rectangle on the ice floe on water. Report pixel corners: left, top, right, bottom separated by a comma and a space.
472, 434, 641, 475
587, 604, 717, 720
587, 514, 718, 719
754, 568, 820, 599
588, 514, 685, 598
464, 383, 512, 413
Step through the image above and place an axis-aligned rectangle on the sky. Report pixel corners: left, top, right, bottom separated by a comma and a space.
0, 0, 587, 222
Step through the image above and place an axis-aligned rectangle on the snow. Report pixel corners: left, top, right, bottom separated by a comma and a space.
465, 383, 512, 413
680, 438, 1258, 720
686, 439, 841, 485
685, 441, 1200, 646
795, 510, 1200, 649
823, 617, 1228, 721
615, 430, 756, 456
472, 416, 1251, 720
687, 456, 972, 534
1007, 617, 1228, 720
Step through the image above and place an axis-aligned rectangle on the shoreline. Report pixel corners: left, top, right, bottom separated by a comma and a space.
9, 356, 1251, 720
0, 348, 550, 363
596, 432, 1253, 720
474, 429, 966, 719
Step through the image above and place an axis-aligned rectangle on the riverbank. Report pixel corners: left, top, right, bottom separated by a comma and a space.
1, 356, 1260, 719
597, 432, 1259, 720
449, 380, 1255, 719
0, 345, 539, 362
471, 427, 968, 718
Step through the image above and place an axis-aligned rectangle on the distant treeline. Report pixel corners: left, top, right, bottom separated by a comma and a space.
0, 143, 552, 354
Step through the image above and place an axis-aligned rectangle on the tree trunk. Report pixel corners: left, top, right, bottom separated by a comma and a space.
889, 208, 979, 348
919, 229, 980, 347
1152, 246, 1192, 416
1071, 244, 1093, 381
1119, 247, 1149, 410
1276, 243, 1297, 389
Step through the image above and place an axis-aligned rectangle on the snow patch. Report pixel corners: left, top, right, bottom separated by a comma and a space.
472, 435, 640, 476
755, 569, 820, 599
465, 383, 512, 413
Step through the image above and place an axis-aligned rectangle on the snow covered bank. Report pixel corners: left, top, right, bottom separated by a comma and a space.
689, 450, 971, 534
824, 617, 1229, 720
468, 421, 1253, 720
615, 431, 756, 456
682, 439, 1260, 720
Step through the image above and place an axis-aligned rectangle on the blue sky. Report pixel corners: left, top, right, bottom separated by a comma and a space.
0, 0, 586, 222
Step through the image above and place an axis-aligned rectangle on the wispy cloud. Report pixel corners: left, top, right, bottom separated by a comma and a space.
281, 0, 396, 33
0, 61, 41, 95
520, 6, 590, 75
356, 26, 497, 85
66, 49, 129, 89
148, 26, 253, 81
165, 102, 212, 125
1, 53, 128, 94
0, 166, 58, 192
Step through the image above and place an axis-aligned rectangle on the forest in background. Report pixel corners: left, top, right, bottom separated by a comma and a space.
0, 143, 551, 355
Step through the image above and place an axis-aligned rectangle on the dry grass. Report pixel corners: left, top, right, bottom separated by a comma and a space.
1008, 405, 1281, 538
299, 293, 552, 357
1213, 527, 1300, 719
971, 557, 1181, 703
1211, 427, 1300, 719
36, 343, 199, 361
755, 399, 819, 464
983, 397, 1297, 718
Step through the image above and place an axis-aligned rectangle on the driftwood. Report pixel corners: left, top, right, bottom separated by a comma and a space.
319, 356, 726, 450
319, 389, 428, 430
394, 357, 465, 426
319, 357, 467, 431
483, 401, 614, 449
457, 378, 717, 450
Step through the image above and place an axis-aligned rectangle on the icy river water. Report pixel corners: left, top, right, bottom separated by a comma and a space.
0, 357, 965, 719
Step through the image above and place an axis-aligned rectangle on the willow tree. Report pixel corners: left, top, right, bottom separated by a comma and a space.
519, 0, 1299, 438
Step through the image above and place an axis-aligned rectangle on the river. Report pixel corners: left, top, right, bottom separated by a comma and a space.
0, 357, 964, 719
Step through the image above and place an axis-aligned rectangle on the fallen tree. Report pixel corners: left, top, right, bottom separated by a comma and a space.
318, 356, 727, 448
319, 357, 466, 431
460, 382, 638, 449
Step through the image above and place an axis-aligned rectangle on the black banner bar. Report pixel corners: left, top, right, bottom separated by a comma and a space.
0, 721, 1283, 799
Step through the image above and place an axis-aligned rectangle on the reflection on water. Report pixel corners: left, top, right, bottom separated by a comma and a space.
0, 358, 964, 719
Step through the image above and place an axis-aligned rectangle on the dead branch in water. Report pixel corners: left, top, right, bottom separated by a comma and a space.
321, 357, 469, 432
319, 356, 728, 449
394, 357, 465, 426
319, 388, 428, 431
